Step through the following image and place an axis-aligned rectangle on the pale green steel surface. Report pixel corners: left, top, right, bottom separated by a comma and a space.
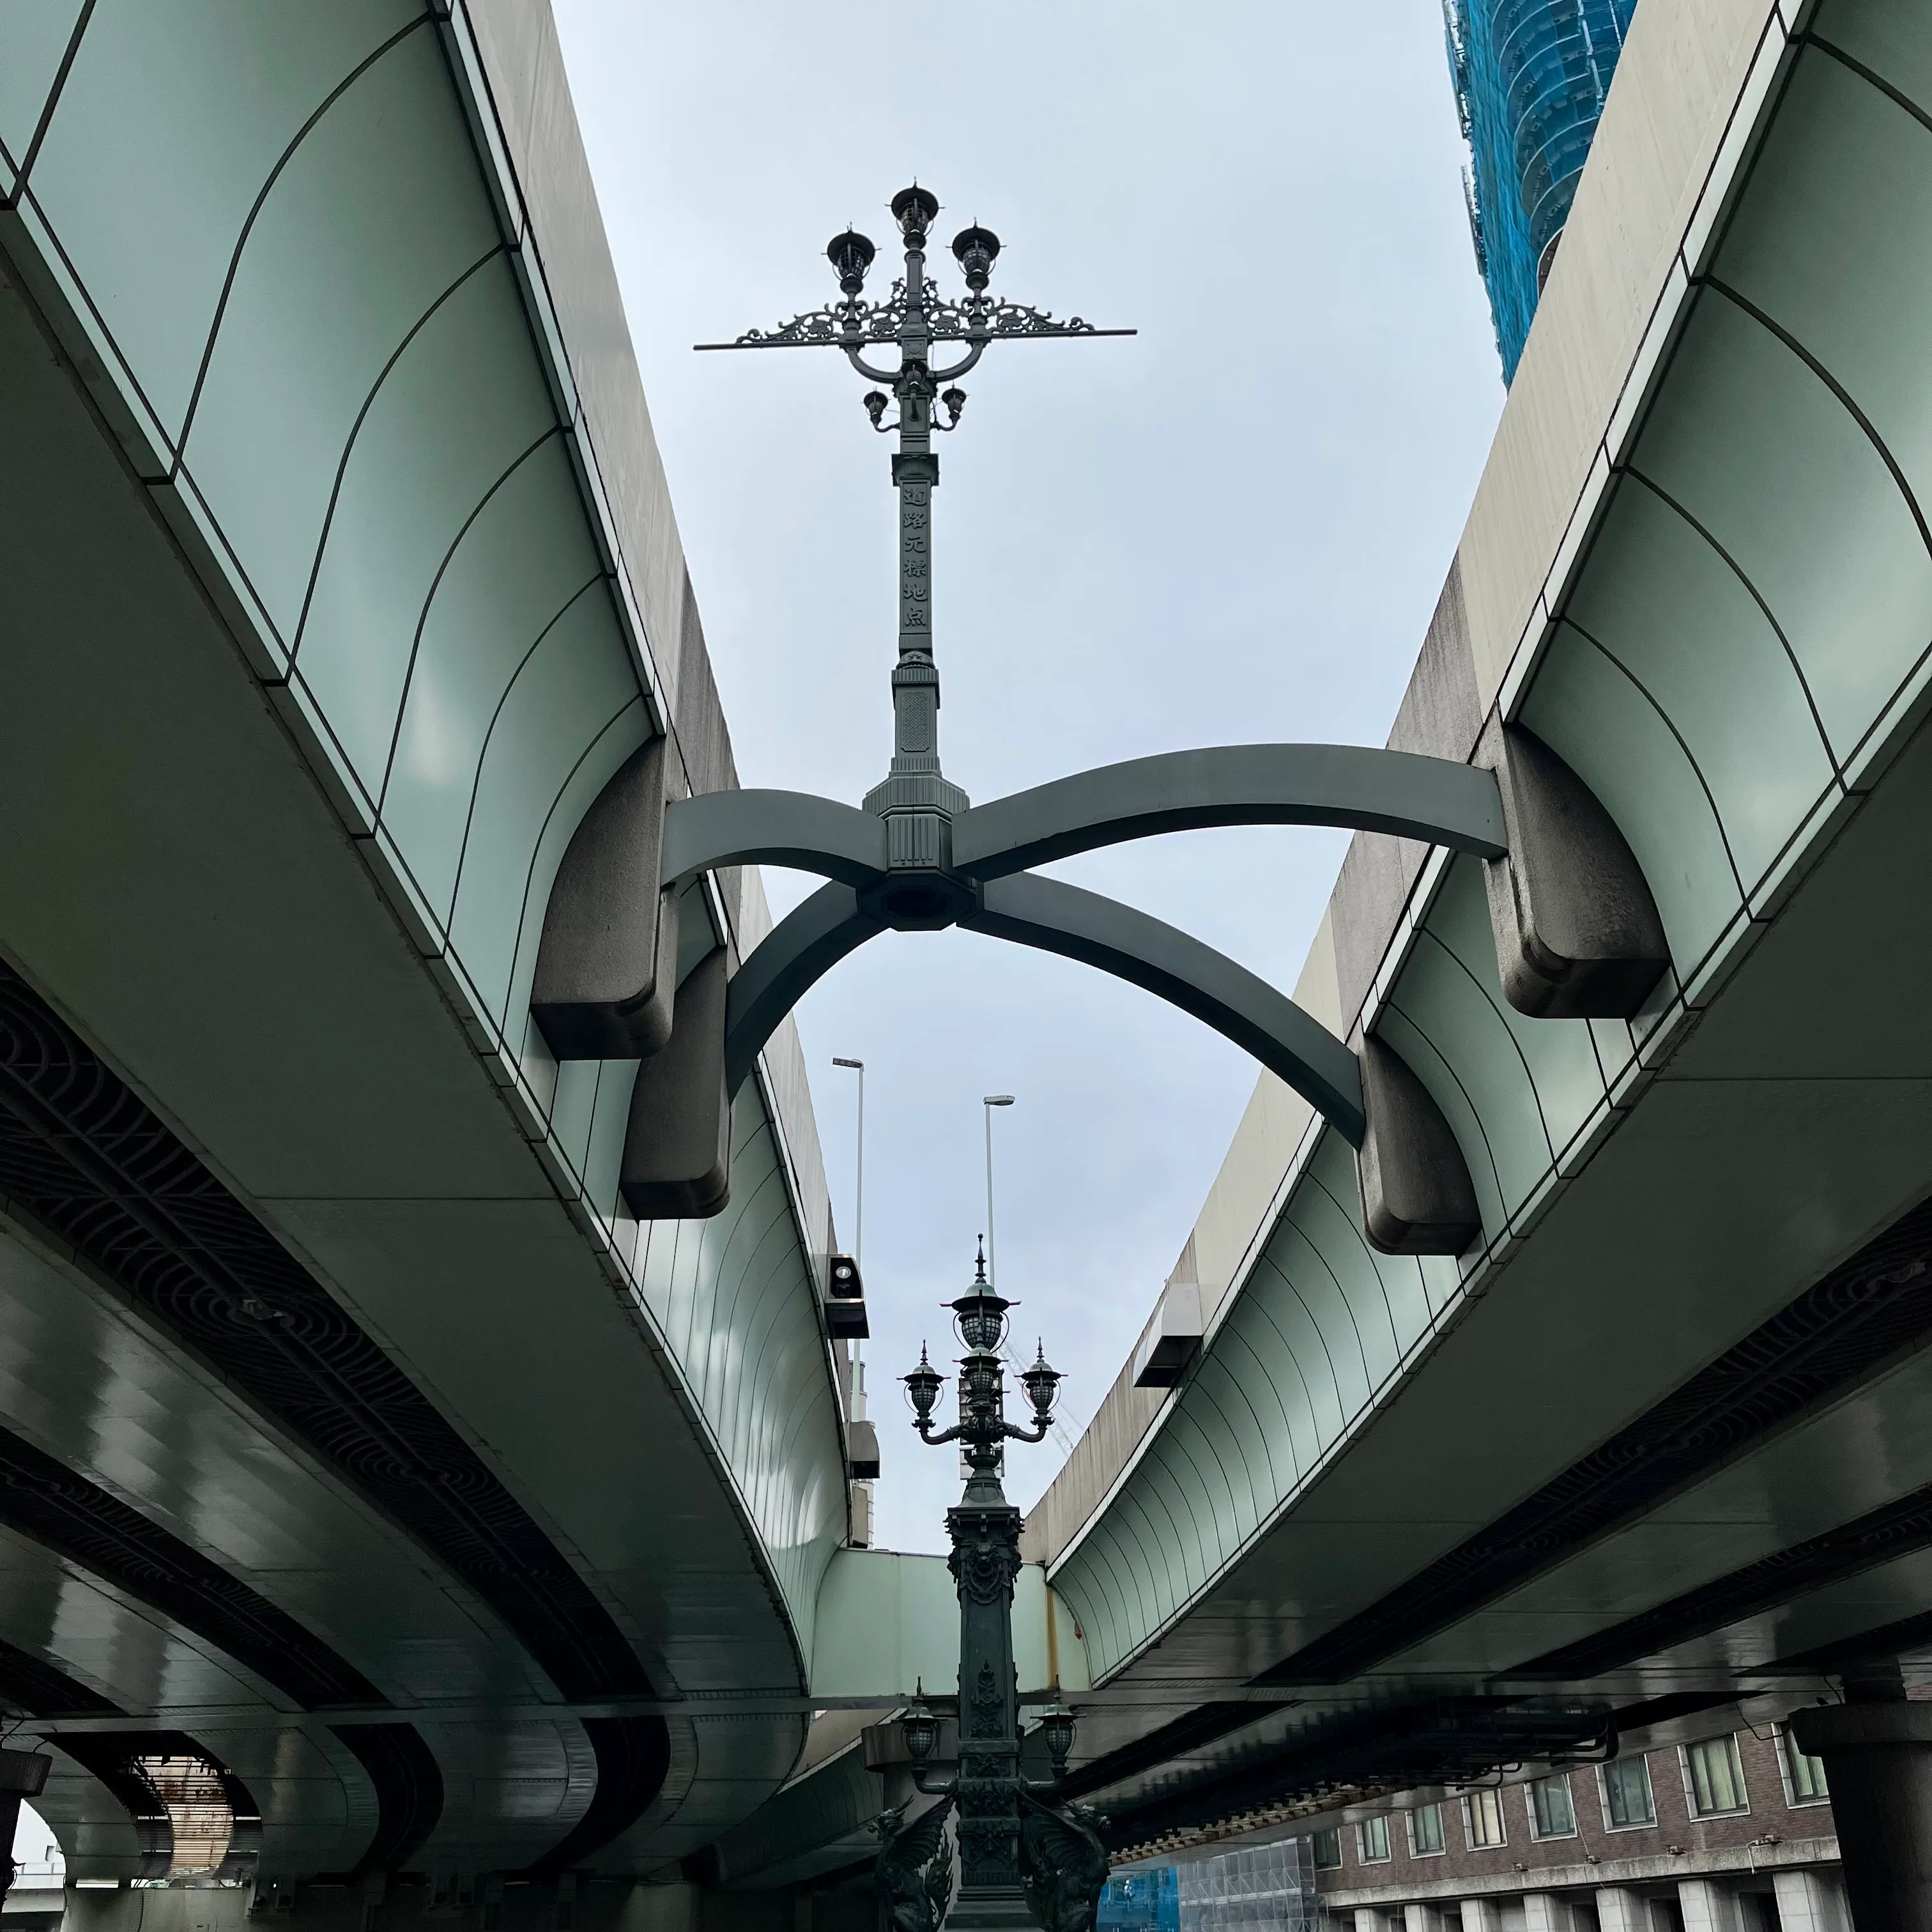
0, 0, 845, 1655
636, 1097, 848, 1655
1052, 0, 1932, 1685
808, 1551, 1089, 1700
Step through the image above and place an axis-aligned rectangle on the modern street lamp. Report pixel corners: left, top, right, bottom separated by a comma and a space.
893, 1252, 1107, 1932
981, 1095, 1014, 1289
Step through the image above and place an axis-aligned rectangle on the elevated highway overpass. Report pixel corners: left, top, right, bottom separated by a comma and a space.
4, 0, 1932, 1928
0, 0, 880, 1901
1010, 0, 1932, 1873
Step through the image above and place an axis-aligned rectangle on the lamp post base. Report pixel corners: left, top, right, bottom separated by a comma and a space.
946, 1883, 1039, 1932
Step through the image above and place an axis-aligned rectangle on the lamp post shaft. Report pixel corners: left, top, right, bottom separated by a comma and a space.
905, 1260, 1066, 1931
871, 205, 966, 836
947, 1427, 1028, 1926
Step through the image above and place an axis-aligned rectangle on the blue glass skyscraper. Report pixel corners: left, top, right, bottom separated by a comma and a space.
1444, 0, 1641, 380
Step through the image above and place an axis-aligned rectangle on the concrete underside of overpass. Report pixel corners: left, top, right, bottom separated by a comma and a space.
996, 0, 1932, 1865
4, 0, 1932, 1921
0, 0, 857, 1897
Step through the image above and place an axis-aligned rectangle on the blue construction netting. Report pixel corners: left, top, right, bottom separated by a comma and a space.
1444, 0, 1640, 381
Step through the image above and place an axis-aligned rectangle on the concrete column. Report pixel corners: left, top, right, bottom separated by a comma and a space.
1793, 1696, 1932, 1931
1459, 1903, 1503, 1932
1772, 1870, 1850, 1932
1594, 1889, 1648, 1932
1402, 1906, 1446, 1932
1352, 1910, 1388, 1932
1522, 1896, 1583, 1932
1677, 1878, 1745, 1932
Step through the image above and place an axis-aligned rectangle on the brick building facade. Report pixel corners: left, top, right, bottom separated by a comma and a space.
1309, 1722, 1845, 1929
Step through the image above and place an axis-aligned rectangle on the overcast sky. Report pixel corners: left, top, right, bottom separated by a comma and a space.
551, 2, 1505, 1554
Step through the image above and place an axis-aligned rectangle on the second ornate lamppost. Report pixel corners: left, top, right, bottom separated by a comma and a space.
894, 1247, 1095, 1932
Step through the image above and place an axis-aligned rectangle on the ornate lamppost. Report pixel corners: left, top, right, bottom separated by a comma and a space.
877, 1247, 1107, 1932
700, 188, 1131, 920
675, 185, 1528, 1262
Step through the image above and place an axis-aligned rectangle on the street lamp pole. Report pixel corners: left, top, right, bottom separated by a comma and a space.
982, 1094, 1014, 1288
900, 1258, 1100, 1932
698, 187, 1133, 936
834, 1057, 866, 1270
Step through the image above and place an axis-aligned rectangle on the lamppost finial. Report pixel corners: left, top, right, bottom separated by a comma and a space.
695, 188, 1132, 935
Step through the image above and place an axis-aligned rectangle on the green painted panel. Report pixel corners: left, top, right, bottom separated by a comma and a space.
1056, 1122, 1465, 1676
1287, 1165, 1402, 1392
1522, 624, 1741, 973
1427, 859, 1607, 1158
182, 27, 500, 643
1374, 1002, 1506, 1236
581, 1057, 638, 1229
1634, 295, 1932, 765
0, 2, 86, 188
634, 1101, 843, 1648
1181, 1356, 1268, 1537
382, 440, 603, 923
1565, 484, 1836, 891
447, 606, 642, 1034
546, 1057, 603, 1192
1216, 1306, 1310, 1489
1054, 1528, 1127, 1673
1250, 1246, 1352, 1448
1389, 933, 1552, 1213
1719, 50, 1932, 520
1817, 0, 1932, 117
1114, 1486, 1183, 1627
1140, 1436, 1213, 1606
27, 0, 421, 437
295, 256, 556, 795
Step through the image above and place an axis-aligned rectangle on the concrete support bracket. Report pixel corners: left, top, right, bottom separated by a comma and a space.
1480, 721, 1670, 1020
531, 737, 680, 1061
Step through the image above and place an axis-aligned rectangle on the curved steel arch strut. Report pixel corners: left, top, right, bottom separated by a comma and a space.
721, 871, 1364, 1146
662, 746, 1508, 889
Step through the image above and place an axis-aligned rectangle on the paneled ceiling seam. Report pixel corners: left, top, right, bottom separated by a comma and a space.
1378, 1002, 1508, 1209
0, 959, 653, 1704
5, 0, 93, 196
1514, 1476, 1932, 1680
0, 1632, 118, 1717
1703, 275, 1932, 558
1417, 925, 1556, 1162
174, 15, 434, 457
448, 571, 605, 893
288, 243, 508, 652
1620, 466, 1839, 774
1256, 1195, 1932, 1684
375, 424, 567, 809
1552, 620, 1745, 893
0, 1420, 386, 1708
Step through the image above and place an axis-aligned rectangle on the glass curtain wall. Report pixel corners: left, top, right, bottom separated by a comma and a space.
1103, 1841, 1315, 1932
1443, 0, 1641, 379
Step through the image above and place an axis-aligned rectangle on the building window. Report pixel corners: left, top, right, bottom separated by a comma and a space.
1601, 1754, 1655, 1828
1312, 1829, 1342, 1869
1356, 1815, 1391, 1864
1781, 1728, 1829, 1805
1464, 1787, 1506, 1848
1528, 1774, 1575, 1839
1409, 1804, 1445, 1856
1683, 1735, 1749, 1818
